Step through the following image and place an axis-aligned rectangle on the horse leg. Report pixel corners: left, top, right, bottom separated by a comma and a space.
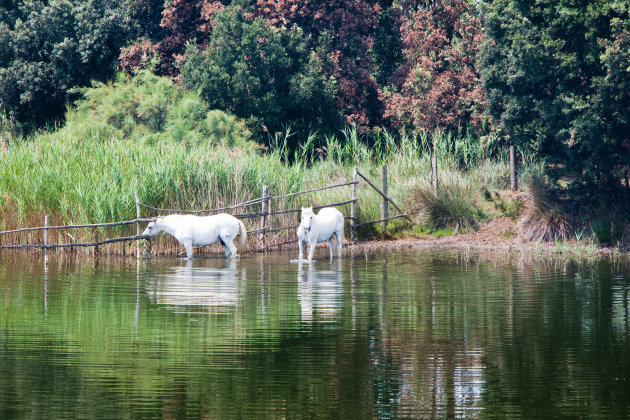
336, 230, 342, 259
308, 240, 317, 261
184, 240, 194, 260
220, 231, 238, 258
298, 238, 305, 260
329, 238, 335, 259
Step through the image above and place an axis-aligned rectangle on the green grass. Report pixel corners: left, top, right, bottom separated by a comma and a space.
0, 71, 527, 253
0, 126, 517, 250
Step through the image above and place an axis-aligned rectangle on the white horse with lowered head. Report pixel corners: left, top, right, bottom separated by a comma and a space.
142, 213, 247, 259
297, 207, 344, 261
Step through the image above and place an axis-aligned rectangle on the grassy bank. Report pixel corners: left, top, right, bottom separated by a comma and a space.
0, 71, 533, 255
0, 128, 524, 254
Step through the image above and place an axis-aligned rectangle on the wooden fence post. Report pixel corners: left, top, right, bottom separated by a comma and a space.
260, 186, 269, 251
44, 215, 49, 266
510, 145, 518, 192
135, 191, 141, 260
350, 168, 358, 243
431, 154, 439, 192
381, 165, 388, 232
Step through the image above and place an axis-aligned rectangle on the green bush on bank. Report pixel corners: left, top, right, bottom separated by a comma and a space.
68, 69, 253, 149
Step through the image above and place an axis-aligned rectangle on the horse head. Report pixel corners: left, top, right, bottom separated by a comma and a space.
141, 217, 162, 237
300, 207, 315, 234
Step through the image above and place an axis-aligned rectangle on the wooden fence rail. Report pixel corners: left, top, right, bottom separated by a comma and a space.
355, 169, 412, 223
0, 167, 410, 256
269, 181, 359, 201
0, 235, 150, 249
0, 218, 157, 235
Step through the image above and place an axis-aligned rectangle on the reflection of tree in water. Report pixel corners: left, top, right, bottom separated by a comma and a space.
4, 252, 630, 418
362, 253, 487, 418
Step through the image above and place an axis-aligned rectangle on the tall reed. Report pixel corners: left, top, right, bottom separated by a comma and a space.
0, 72, 523, 254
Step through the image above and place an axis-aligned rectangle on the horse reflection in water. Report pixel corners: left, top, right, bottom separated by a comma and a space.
146, 259, 242, 313
297, 260, 343, 323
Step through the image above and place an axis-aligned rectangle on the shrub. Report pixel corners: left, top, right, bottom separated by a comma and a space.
69, 69, 253, 147
517, 173, 569, 241
0, 0, 139, 133
180, 6, 340, 146
413, 180, 482, 232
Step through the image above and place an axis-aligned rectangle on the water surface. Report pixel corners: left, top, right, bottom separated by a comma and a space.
1, 250, 629, 418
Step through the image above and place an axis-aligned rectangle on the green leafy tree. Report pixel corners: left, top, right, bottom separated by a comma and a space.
479, 0, 630, 190
0, 0, 139, 133
180, 6, 340, 145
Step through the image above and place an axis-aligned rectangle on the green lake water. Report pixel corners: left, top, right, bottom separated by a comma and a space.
1, 250, 629, 419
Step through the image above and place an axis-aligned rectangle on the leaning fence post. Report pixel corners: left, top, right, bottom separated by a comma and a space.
135, 191, 141, 260
351, 167, 358, 243
431, 154, 439, 192
44, 215, 49, 266
381, 164, 388, 232
510, 145, 518, 192
260, 186, 269, 251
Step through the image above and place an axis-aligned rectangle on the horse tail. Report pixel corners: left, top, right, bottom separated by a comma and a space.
238, 219, 247, 251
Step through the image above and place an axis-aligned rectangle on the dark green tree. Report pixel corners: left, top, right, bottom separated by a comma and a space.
180, 6, 340, 145
479, 0, 630, 191
0, 0, 139, 133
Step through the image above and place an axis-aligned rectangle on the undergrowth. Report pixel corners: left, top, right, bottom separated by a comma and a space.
0, 71, 544, 255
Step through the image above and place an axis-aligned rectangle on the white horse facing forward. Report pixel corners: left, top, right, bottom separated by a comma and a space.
297, 207, 344, 261
142, 213, 247, 259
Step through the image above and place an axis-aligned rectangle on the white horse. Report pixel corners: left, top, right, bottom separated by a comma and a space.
141, 213, 247, 259
297, 207, 344, 261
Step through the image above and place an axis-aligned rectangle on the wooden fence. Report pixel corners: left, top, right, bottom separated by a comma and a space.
0, 166, 410, 261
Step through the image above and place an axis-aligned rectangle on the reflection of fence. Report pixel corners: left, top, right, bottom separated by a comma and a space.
0, 165, 410, 258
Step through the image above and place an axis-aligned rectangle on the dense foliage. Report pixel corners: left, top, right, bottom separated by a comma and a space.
180, 6, 340, 144
480, 0, 630, 190
384, 0, 485, 134
2, 0, 630, 197
254, 0, 384, 128
71, 69, 252, 148
119, 0, 227, 76
0, 0, 140, 132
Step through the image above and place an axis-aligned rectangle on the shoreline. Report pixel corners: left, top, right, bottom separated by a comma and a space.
345, 235, 626, 261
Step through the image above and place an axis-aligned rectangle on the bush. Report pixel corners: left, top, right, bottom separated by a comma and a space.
0, 0, 139, 133
413, 180, 482, 232
69, 69, 252, 148
479, 1, 630, 190
180, 6, 340, 146
517, 173, 569, 241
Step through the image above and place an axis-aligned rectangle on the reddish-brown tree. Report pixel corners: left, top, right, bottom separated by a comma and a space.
384, 0, 485, 133
254, 0, 384, 128
120, 0, 226, 76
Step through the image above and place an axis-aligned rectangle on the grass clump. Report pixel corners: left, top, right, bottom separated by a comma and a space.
412, 178, 483, 232
517, 173, 570, 241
